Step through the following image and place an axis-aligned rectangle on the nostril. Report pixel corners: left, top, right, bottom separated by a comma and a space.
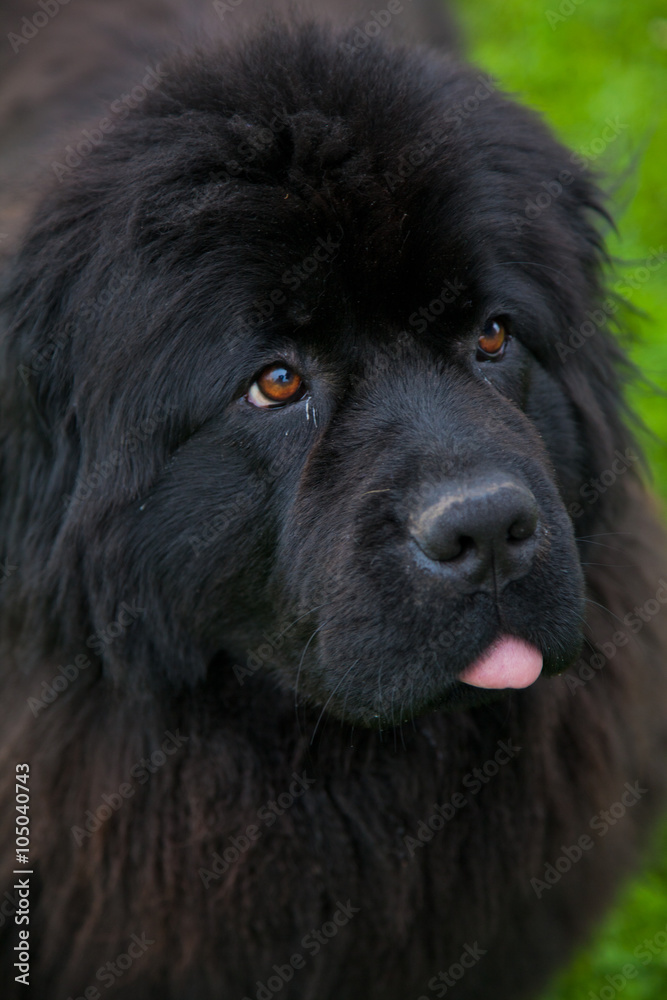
508, 509, 539, 542
441, 534, 475, 562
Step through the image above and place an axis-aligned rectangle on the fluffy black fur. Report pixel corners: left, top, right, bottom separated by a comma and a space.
1, 2, 666, 998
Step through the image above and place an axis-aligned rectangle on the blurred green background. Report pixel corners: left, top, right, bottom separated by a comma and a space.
455, 1, 667, 996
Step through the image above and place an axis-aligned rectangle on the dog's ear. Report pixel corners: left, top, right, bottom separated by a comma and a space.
0, 265, 82, 659
543, 164, 642, 501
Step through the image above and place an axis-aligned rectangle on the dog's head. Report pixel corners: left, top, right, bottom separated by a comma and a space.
1, 24, 635, 726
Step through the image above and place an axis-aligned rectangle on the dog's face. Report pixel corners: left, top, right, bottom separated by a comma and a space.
5, 26, 630, 727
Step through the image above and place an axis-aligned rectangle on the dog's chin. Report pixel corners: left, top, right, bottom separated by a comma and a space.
288, 633, 582, 730
297, 677, 513, 731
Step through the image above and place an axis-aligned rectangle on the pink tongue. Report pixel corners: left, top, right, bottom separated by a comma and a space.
458, 636, 543, 690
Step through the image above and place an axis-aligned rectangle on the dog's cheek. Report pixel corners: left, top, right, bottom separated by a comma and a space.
471, 350, 582, 507
523, 364, 588, 508
153, 421, 320, 653
77, 446, 287, 687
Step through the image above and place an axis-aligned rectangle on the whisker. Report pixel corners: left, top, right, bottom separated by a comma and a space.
577, 532, 635, 539
578, 631, 597, 656
294, 615, 336, 736
580, 562, 631, 568
279, 601, 333, 639
310, 660, 359, 745
377, 660, 385, 719
578, 539, 625, 551
583, 597, 626, 627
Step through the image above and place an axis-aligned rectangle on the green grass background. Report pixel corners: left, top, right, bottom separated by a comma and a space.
454, 1, 667, 995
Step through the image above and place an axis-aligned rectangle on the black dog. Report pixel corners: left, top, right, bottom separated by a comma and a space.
1, 1, 666, 997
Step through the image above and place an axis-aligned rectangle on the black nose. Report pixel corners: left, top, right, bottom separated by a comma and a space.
409, 474, 540, 591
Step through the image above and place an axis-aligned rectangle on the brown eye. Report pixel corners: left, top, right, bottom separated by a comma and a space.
477, 318, 509, 360
247, 365, 305, 408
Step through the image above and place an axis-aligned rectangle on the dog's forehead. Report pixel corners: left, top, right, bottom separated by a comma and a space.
114, 34, 588, 360
183, 81, 556, 333
207, 167, 506, 356
201, 140, 487, 343
169, 48, 489, 254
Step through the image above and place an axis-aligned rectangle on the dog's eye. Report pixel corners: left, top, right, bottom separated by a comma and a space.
477, 318, 509, 361
247, 364, 305, 408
